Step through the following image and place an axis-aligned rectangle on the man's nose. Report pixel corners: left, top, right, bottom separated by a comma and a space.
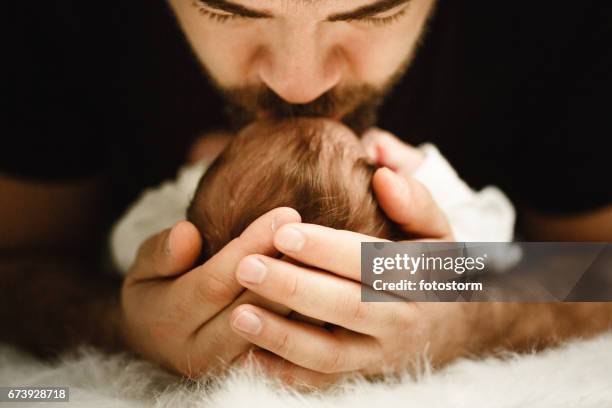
256, 23, 343, 104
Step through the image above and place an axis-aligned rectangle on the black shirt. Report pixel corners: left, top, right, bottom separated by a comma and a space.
6, 1, 612, 228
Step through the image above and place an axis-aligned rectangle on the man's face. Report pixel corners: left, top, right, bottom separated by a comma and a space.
168, 0, 436, 131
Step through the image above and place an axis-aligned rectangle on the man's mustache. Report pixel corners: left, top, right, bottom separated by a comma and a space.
222, 85, 384, 133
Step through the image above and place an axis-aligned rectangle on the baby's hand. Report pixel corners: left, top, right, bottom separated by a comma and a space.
361, 128, 424, 177
188, 130, 233, 164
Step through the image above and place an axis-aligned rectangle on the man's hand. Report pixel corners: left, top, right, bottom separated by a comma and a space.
227, 165, 469, 379
361, 128, 425, 176
225, 131, 612, 386
120, 207, 300, 377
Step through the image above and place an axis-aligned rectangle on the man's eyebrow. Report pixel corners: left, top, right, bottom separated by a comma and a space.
195, 0, 272, 18
328, 0, 412, 21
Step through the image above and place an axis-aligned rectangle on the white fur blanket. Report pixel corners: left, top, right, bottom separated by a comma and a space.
2, 332, 611, 408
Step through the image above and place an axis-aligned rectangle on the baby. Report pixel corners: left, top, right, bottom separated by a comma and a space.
187, 119, 401, 261
111, 119, 515, 273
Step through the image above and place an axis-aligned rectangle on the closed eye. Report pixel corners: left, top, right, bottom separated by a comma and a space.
192, 0, 409, 26
195, 6, 239, 23
353, 6, 409, 27
192, 0, 271, 22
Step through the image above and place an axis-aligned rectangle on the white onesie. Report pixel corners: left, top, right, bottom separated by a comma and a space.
110, 144, 516, 274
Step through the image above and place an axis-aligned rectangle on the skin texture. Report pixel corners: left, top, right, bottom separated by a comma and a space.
2, 0, 612, 390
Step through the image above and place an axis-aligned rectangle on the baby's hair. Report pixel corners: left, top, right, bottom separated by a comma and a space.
187, 118, 397, 261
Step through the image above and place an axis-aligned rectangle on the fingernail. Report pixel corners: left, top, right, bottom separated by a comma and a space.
275, 227, 305, 253
237, 257, 267, 284
232, 311, 262, 335
271, 215, 281, 232
365, 145, 377, 162
164, 226, 174, 256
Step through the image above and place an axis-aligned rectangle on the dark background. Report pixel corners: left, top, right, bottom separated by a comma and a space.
6, 1, 612, 230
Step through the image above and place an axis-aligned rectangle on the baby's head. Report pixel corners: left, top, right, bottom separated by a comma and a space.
187, 118, 397, 260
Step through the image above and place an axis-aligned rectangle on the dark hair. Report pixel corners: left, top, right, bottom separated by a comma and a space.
187, 118, 396, 260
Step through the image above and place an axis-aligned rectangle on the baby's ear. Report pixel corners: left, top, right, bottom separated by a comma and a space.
188, 131, 233, 164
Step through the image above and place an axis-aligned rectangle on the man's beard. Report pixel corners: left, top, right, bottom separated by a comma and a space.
220, 84, 387, 135
200, 44, 414, 135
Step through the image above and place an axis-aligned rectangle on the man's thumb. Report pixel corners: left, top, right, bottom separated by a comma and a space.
373, 167, 452, 240
129, 221, 203, 281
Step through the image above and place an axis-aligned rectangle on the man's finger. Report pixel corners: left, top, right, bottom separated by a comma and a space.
272, 223, 387, 282
373, 167, 453, 240
236, 349, 342, 389
235, 254, 397, 335
167, 207, 301, 327
187, 288, 293, 372
230, 304, 380, 374
361, 128, 423, 175
128, 221, 202, 282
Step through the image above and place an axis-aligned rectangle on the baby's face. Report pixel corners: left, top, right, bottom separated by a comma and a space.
188, 118, 393, 260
